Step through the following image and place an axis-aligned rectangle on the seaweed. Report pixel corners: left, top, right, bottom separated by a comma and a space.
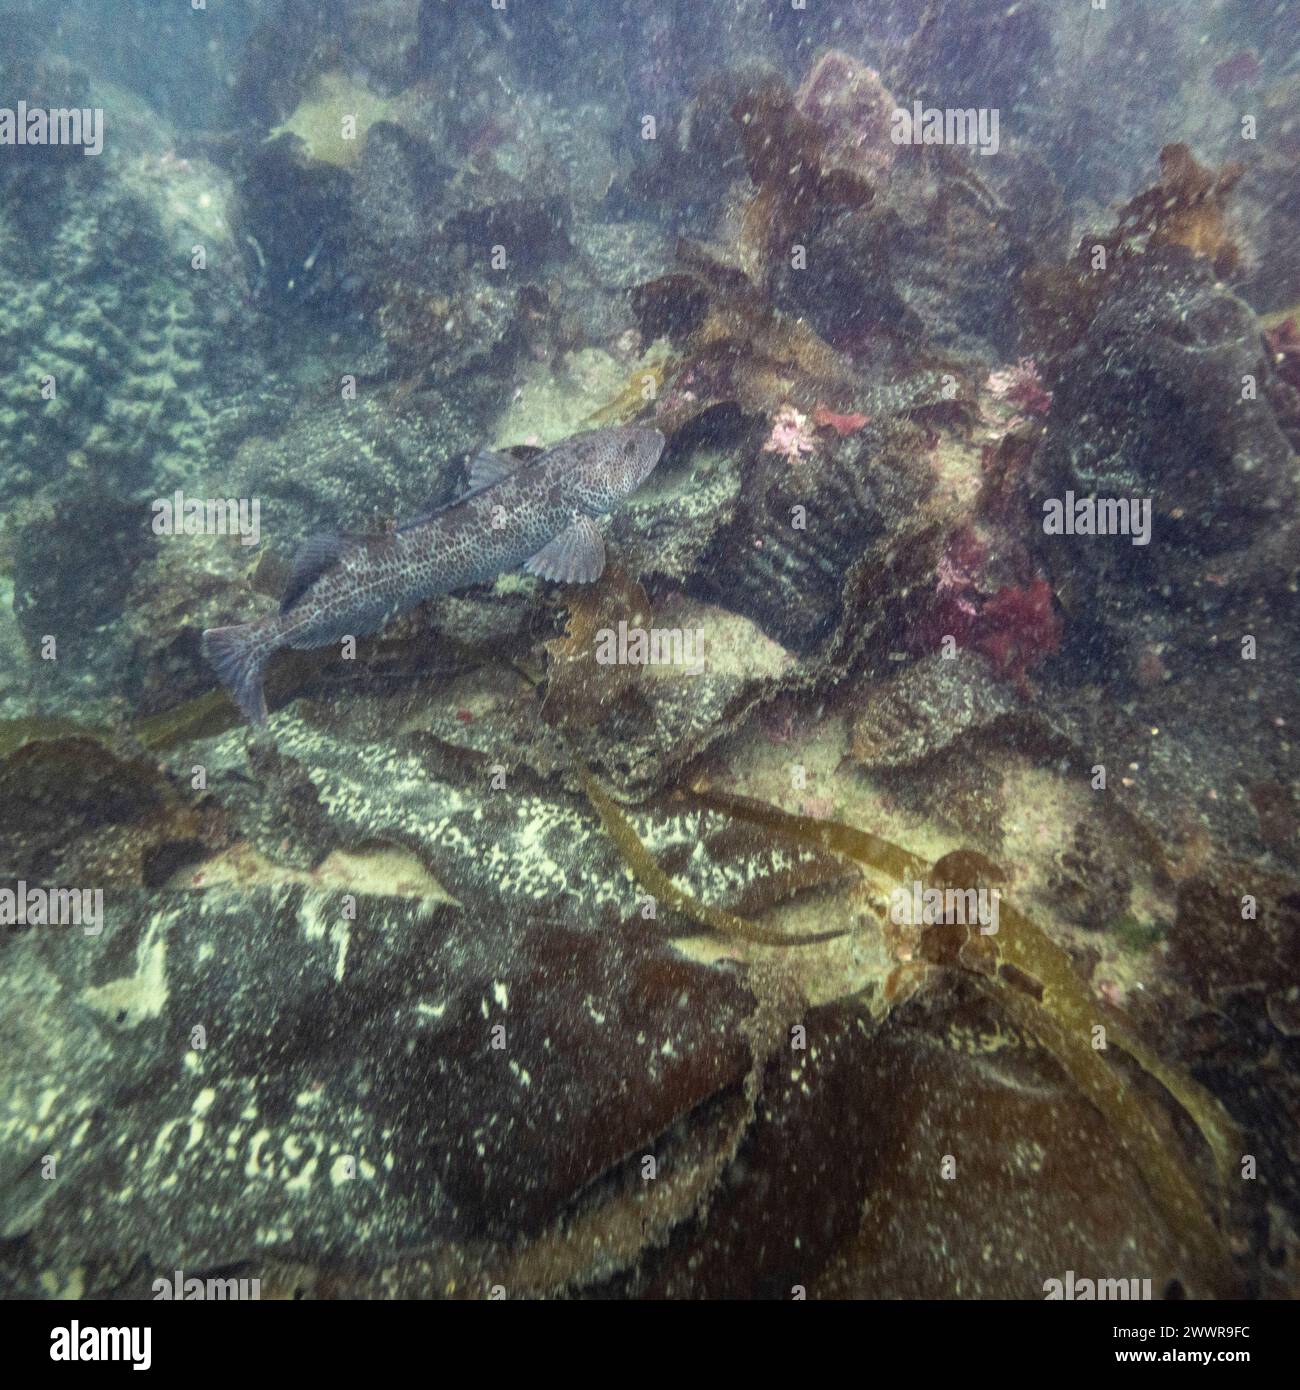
1105, 143, 1243, 276
265, 70, 395, 170
0, 716, 110, 759
541, 568, 652, 729
1022, 144, 1244, 363
682, 783, 1239, 1281
134, 688, 242, 751
729, 75, 874, 286
584, 356, 675, 427
574, 759, 846, 950
629, 247, 862, 432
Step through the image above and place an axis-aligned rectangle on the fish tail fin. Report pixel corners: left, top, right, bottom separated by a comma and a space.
202, 621, 275, 726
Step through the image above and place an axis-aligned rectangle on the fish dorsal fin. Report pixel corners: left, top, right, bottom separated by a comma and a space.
524, 514, 606, 584
281, 532, 352, 613
466, 447, 519, 492
465, 443, 546, 491
397, 444, 553, 533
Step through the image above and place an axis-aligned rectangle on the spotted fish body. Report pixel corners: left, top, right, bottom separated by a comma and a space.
203, 426, 665, 725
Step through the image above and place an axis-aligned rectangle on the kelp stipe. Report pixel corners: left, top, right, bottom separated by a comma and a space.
684, 783, 1239, 1288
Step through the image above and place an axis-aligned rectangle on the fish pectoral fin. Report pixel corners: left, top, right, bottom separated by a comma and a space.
524, 515, 606, 584
281, 532, 350, 613
466, 447, 519, 492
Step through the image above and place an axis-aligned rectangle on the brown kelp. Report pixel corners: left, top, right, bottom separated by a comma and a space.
729, 74, 875, 286
575, 760, 846, 949
681, 783, 1240, 1286
1022, 143, 1245, 364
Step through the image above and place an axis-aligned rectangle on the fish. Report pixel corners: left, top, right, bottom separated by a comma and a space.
202, 425, 666, 726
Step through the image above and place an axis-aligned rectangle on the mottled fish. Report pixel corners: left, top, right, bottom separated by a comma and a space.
203, 425, 665, 725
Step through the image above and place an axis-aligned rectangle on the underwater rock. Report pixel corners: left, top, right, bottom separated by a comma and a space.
632, 254, 857, 417
12, 494, 150, 655
773, 204, 922, 354
1029, 248, 1299, 616
7, 0, 1300, 1308
345, 120, 451, 283
1047, 818, 1135, 931
690, 428, 937, 660
849, 652, 1015, 769
1036, 667, 1300, 877
1167, 871, 1300, 1019
1234, 80, 1300, 315
623, 69, 749, 222
121, 536, 269, 718
0, 40, 100, 241
442, 190, 572, 282
374, 274, 524, 383
610, 437, 743, 583
611, 981, 1223, 1298
342, 957, 1237, 1297
0, 689, 872, 1294
538, 576, 796, 799
0, 181, 255, 505
0, 854, 1234, 1296
780, 162, 1029, 363
236, 135, 358, 315
794, 50, 900, 184
353, 144, 575, 381
570, 218, 674, 296
338, 0, 423, 89
172, 711, 839, 935
890, 0, 1055, 113
752, 43, 1036, 361
0, 881, 760, 1289
1164, 868, 1300, 1286
228, 388, 486, 542
0, 736, 175, 884
846, 653, 1025, 849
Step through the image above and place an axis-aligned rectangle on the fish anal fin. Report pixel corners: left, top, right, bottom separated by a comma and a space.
281, 532, 350, 613
524, 515, 606, 584
466, 447, 518, 492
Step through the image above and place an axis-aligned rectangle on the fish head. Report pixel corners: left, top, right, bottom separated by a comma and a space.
567, 426, 666, 513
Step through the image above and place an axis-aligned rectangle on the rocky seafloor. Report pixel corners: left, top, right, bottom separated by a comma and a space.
2, 0, 1300, 1300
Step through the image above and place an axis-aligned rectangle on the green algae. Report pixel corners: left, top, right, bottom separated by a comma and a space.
1113, 913, 1168, 953
266, 70, 394, 169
